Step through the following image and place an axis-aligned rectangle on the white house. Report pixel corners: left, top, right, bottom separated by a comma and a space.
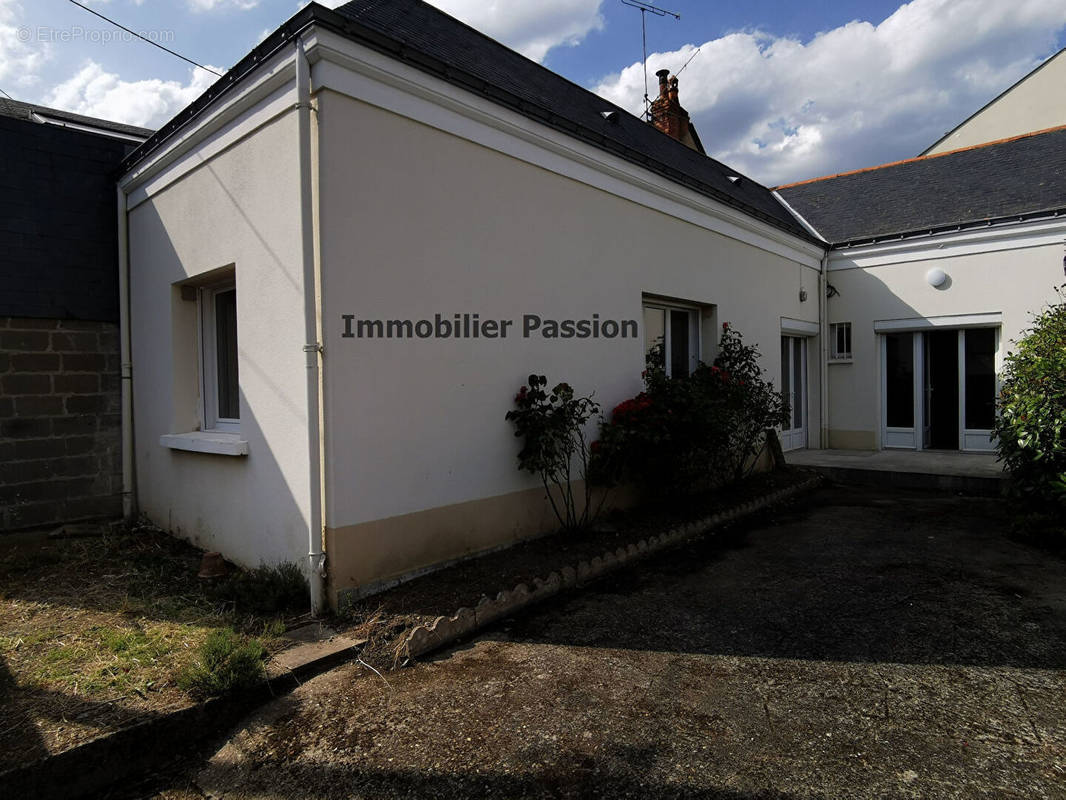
116, 0, 825, 611
777, 125, 1066, 454
115, 0, 1065, 612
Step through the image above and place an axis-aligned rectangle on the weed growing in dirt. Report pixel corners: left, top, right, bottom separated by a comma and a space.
177, 627, 266, 699
208, 562, 309, 615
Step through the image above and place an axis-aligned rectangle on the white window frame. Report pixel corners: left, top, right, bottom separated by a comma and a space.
198, 280, 240, 434
829, 322, 852, 362
642, 299, 701, 378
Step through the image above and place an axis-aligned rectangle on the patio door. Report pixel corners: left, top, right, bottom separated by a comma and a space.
780, 336, 807, 451
881, 327, 997, 451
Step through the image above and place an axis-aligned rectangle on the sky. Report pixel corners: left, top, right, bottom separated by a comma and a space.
1, 0, 1063, 185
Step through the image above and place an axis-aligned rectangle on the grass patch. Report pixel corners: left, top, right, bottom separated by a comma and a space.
0, 520, 311, 769
176, 627, 267, 699
208, 562, 309, 616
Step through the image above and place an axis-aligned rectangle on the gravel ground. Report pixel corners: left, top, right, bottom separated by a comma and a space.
151, 485, 1066, 799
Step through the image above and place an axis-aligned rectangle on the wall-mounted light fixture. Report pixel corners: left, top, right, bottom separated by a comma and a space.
926, 267, 948, 288
799, 288, 808, 302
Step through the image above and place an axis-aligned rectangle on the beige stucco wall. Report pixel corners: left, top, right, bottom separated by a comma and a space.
825, 231, 1064, 448
315, 88, 821, 601
924, 50, 1066, 155
126, 108, 313, 569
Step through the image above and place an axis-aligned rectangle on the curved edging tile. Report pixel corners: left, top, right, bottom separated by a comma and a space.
403, 475, 824, 659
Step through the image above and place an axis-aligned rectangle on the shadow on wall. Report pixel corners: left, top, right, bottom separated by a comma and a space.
822, 262, 998, 450
130, 198, 309, 574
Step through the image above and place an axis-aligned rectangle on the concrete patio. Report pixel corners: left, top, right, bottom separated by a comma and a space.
786, 448, 1005, 495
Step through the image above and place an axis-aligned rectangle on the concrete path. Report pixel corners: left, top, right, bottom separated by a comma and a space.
787, 448, 1003, 477
153, 486, 1066, 799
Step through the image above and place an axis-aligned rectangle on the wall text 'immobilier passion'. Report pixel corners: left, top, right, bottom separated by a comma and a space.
340, 314, 638, 340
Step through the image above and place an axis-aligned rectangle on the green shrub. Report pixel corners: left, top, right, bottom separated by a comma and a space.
994, 288, 1066, 508
506, 375, 600, 530
591, 323, 789, 493
177, 627, 266, 698
209, 562, 309, 615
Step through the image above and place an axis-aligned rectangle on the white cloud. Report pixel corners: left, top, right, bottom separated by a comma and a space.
43, 61, 219, 128
424, 0, 604, 63
312, 0, 602, 62
188, 0, 259, 11
0, 0, 51, 89
594, 0, 1066, 186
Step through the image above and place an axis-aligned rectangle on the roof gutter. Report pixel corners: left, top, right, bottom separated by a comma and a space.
830, 206, 1066, 250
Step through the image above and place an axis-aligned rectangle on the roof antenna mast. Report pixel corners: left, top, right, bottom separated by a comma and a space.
620, 0, 680, 120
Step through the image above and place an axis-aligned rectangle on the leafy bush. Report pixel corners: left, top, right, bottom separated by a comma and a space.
591, 323, 789, 493
506, 375, 601, 530
994, 289, 1066, 507
208, 562, 308, 615
177, 627, 266, 698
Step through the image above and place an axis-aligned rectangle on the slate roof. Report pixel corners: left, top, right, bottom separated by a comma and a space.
776, 125, 1066, 246
0, 97, 153, 139
121, 0, 813, 243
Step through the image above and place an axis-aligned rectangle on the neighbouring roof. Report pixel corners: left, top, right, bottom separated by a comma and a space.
776, 125, 1066, 246
0, 97, 154, 140
120, 0, 814, 244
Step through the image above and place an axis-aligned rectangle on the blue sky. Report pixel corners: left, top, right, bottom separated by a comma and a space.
2, 0, 1063, 184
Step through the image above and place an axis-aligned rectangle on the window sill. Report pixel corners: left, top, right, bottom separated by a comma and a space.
160, 432, 248, 456
828, 358, 853, 365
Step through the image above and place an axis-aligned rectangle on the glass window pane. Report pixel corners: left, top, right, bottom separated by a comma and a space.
885, 333, 913, 428
643, 307, 665, 372
215, 288, 239, 420
670, 310, 691, 378
965, 328, 996, 429
792, 338, 803, 429
781, 337, 791, 402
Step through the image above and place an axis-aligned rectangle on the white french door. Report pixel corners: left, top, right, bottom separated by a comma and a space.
880, 327, 998, 451
780, 336, 807, 451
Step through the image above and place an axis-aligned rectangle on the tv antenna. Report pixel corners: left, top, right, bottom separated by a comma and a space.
676, 46, 701, 78
620, 0, 680, 120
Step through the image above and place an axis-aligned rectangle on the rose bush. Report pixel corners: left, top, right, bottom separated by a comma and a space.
590, 324, 789, 494
506, 375, 601, 530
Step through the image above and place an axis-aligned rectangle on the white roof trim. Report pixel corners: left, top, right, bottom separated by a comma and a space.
828, 216, 1066, 270
31, 111, 148, 143
873, 312, 1002, 332
781, 317, 819, 336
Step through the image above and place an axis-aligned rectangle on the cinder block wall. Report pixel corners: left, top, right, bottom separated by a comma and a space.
0, 317, 122, 530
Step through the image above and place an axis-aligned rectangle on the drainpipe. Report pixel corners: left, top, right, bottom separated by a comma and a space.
116, 186, 136, 520
296, 37, 326, 616
818, 249, 830, 449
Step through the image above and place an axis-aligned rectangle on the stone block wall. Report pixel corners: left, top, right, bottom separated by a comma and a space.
0, 317, 122, 531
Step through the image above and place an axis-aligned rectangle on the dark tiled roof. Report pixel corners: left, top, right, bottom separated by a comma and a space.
120, 0, 812, 242
0, 97, 154, 139
331, 0, 809, 240
777, 126, 1066, 246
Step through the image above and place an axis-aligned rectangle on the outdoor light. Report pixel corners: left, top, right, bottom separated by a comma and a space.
926, 267, 948, 288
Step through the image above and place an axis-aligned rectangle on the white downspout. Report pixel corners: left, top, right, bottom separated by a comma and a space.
818, 250, 830, 449
772, 189, 831, 450
296, 37, 326, 615
117, 186, 135, 520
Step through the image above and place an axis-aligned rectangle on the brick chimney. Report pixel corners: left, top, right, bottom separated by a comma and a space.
648, 69, 704, 154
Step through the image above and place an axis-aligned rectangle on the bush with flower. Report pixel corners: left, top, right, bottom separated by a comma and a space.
590, 323, 789, 493
506, 375, 601, 530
